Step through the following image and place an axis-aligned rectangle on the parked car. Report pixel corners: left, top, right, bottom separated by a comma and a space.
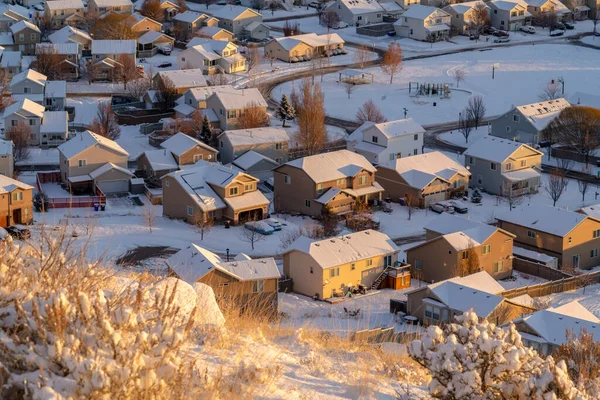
550, 30, 564, 37
430, 203, 455, 214
264, 218, 282, 231
596, 31, 600, 36
520, 26, 535, 34
552, 22, 566, 30
157, 45, 172, 55
563, 22, 574, 30
494, 37, 510, 43
334, 21, 349, 29
492, 30, 509, 37
308, 1, 319, 7
244, 221, 275, 235
157, 62, 172, 68
6, 226, 30, 240
448, 200, 469, 214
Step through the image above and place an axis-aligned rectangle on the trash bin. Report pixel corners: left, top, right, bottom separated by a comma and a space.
94, 204, 99, 211
224, 220, 230, 229
100, 204, 106, 211
433, 102, 437, 107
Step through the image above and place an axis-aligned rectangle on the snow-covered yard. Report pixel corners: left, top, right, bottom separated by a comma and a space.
539, 283, 600, 319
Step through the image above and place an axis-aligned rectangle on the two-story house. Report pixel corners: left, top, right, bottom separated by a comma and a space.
173, 11, 216, 40
161, 161, 269, 225
444, 1, 491, 35
394, 5, 452, 41
36, 43, 80, 81
463, 136, 543, 196
346, 119, 425, 165
212, 6, 263, 39
274, 150, 384, 216
0, 4, 29, 33
90, 39, 137, 81
327, 0, 385, 26
217, 127, 289, 165
488, 0, 532, 31
123, 14, 163, 35
570, 0, 590, 19
283, 230, 399, 300
57, 130, 134, 193
153, 69, 207, 95
172, 85, 229, 119
205, 86, 267, 130
264, 33, 345, 63
0, 175, 34, 227
0, 49, 22, 75
177, 38, 246, 74
3, 99, 68, 147
524, 0, 571, 20
496, 205, 600, 270
9, 69, 67, 110
490, 98, 570, 144
376, 151, 471, 207
158, 0, 180, 21
44, 0, 85, 30
196, 26, 235, 41
9, 20, 39, 55
87, 0, 133, 16
48, 25, 92, 52
406, 213, 515, 282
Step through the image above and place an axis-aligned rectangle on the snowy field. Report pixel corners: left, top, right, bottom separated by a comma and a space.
278, 44, 600, 127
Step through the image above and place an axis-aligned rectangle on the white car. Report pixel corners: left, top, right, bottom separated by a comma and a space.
430, 203, 455, 214
520, 26, 536, 34
334, 21, 349, 29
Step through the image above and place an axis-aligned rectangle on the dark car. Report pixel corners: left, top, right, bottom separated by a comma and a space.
157, 62, 172, 68
6, 226, 30, 240
563, 22, 574, 29
550, 30, 564, 36
492, 30, 509, 37
553, 22, 566, 30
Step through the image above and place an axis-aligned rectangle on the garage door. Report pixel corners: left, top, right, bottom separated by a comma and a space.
423, 191, 446, 207
97, 180, 129, 194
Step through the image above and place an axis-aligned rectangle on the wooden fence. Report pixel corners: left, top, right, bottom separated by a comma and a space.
349, 325, 422, 344
36, 172, 107, 209
498, 270, 600, 299
512, 257, 572, 281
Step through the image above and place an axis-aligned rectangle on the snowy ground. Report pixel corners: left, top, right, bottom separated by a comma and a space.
68, 96, 107, 124
580, 35, 600, 47
498, 271, 548, 290
540, 283, 600, 318
438, 125, 490, 148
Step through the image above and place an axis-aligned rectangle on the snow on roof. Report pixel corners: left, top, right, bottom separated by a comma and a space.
9, 20, 40, 34
0, 140, 12, 156
0, 4, 29, 20
361, 119, 425, 139
428, 281, 504, 317
272, 37, 304, 51
285, 150, 376, 183
578, 204, 600, 219
445, 0, 487, 13
167, 244, 224, 283
222, 188, 269, 210
503, 168, 540, 182
185, 44, 223, 61
160, 132, 217, 156
174, 10, 207, 23
89, 162, 134, 179
569, 92, 600, 109
141, 149, 178, 171
4, 98, 45, 118
156, 69, 207, 89
10, 69, 47, 88
513, 246, 557, 264
286, 230, 397, 269
496, 205, 591, 237
197, 26, 230, 37
338, 0, 384, 14
48, 26, 92, 44
380, 2, 403, 12
315, 187, 345, 205
489, 0, 527, 10
463, 136, 541, 163
431, 270, 505, 293
402, 4, 446, 18
190, 38, 233, 53
45, 0, 84, 9
45, 80, 67, 98
234, 253, 252, 261
442, 225, 499, 250
243, 21, 266, 32
515, 98, 570, 131
93, 0, 132, 7
211, 5, 261, 20
282, 33, 345, 48
0, 33, 14, 46
212, 87, 267, 109
219, 257, 280, 281
232, 150, 278, 171
0, 174, 33, 193
424, 213, 483, 235
221, 127, 288, 147
58, 130, 129, 159
91, 39, 136, 55
510, 294, 534, 308
138, 30, 173, 45
37, 42, 79, 55
40, 111, 67, 133
0, 51, 20, 68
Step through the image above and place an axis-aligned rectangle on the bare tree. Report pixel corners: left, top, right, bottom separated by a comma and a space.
197, 0, 215, 9
503, 189, 524, 211
251, 0, 266, 10
268, 0, 279, 15
556, 328, 600, 395
380, 42, 403, 84
458, 111, 475, 143
578, 167, 592, 202
143, 205, 157, 233
593, 7, 600, 33
545, 168, 569, 206
264, 48, 277, 68
539, 81, 561, 100
246, 45, 261, 74
89, 102, 121, 140
0, 69, 10, 112
465, 95, 486, 130
342, 80, 355, 99
453, 68, 466, 88
126, 71, 153, 99
320, 9, 340, 32
294, 79, 327, 155
353, 45, 370, 70
156, 76, 178, 110
90, 13, 137, 40
140, 0, 165, 22
196, 215, 214, 240
32, 47, 63, 79
355, 99, 387, 124
8, 122, 31, 162
116, 55, 139, 90
177, 0, 187, 11
467, 3, 491, 39
282, 20, 300, 36
237, 101, 270, 129
207, 71, 229, 86
404, 194, 417, 221
238, 218, 267, 250
457, 241, 480, 277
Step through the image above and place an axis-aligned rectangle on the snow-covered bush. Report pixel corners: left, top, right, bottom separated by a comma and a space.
408, 310, 587, 399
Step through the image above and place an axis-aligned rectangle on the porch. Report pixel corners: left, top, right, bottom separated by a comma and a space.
502, 168, 541, 196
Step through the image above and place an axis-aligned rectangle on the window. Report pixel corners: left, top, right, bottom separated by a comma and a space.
24, 87, 31, 94
275, 143, 283, 150
469, 157, 474, 165
410, 29, 413, 35
12, 192, 22, 201
329, 267, 340, 278
31, 33, 36, 40
505, 163, 512, 171
164, 179, 170, 187
275, 157, 283, 163
462, 251, 468, 260
316, 183, 323, 194
186, 206, 193, 216
442, 309, 449, 321
284, 175, 291, 184
528, 230, 536, 238
389, 153, 396, 161
521, 160, 527, 167
425, 304, 432, 318
568, 237, 572, 243
29, 119, 36, 126
336, 178, 345, 185
19, 33, 23, 41
591, 249, 598, 258
372, 135, 378, 143
513, 114, 520, 122
252, 280, 265, 293
482, 244, 491, 255
414, 149, 418, 155
367, 259, 373, 267
414, 134, 419, 141
78, 159, 86, 167
377, 13, 381, 18
305, 199, 311, 208
415, 260, 422, 270
357, 16, 362, 20
229, 187, 238, 196
506, 126, 511, 132
227, 110, 237, 118
193, 154, 203, 162
310, 266, 313, 274
244, 184, 253, 191
594, 229, 600, 238
351, 263, 355, 270
490, 163, 496, 170
493, 260, 504, 273
432, 307, 440, 320
358, 175, 368, 185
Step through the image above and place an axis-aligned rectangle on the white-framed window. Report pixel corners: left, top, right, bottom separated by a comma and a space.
591, 248, 598, 258
528, 230, 536, 238
165, 179, 170, 187
568, 237, 572, 243
358, 175, 368, 185
275, 142, 283, 150
244, 183, 253, 191
78, 159, 86, 167
316, 183, 323, 194
351, 263, 355, 270
414, 134, 419, 140
187, 206, 193, 216
252, 280, 265, 293
12, 192, 23, 201
482, 244, 491, 255
513, 114, 520, 122
229, 187, 238, 196
425, 304, 432, 318
284, 175, 291, 184
372, 135, 378, 143
29, 119, 36, 126
389, 153, 396, 161
414, 149, 418, 155
469, 157, 474, 165
505, 163, 512, 171
493, 260, 504, 273
490, 163, 496, 170
23, 87, 31, 93
414, 260, 422, 270
336, 178, 345, 185
193, 154, 203, 162
367, 259, 373, 267
305, 199, 311, 208
357, 16, 362, 20
594, 229, 600, 238
329, 267, 340, 278
521, 160, 527, 167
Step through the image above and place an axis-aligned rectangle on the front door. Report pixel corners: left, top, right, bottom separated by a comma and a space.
12, 208, 21, 225
572, 254, 580, 268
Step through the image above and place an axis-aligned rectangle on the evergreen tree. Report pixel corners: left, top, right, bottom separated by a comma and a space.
276, 94, 296, 127
200, 115, 213, 144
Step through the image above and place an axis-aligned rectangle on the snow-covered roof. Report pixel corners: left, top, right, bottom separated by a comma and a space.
4, 98, 45, 118
0, 51, 20, 68
156, 69, 207, 89
220, 127, 288, 147
445, 1, 487, 14
515, 98, 570, 131
402, 4, 447, 18
442, 226, 499, 250
196, 26, 231, 37
243, 21, 266, 32
276, 32, 345, 49
337, 0, 384, 14
361, 119, 424, 139
141, 149, 178, 171
45, 0, 84, 10
232, 150, 278, 170
211, 5, 261, 20
160, 132, 217, 156
89, 162, 134, 179
0, 4, 29, 20
578, 204, 600, 219
164, 167, 227, 213
10, 69, 47, 88
569, 92, 600, 109
424, 213, 483, 235
185, 85, 233, 103
93, 0, 132, 7
219, 257, 280, 281
380, 2, 404, 12
36, 42, 79, 55
45, 80, 67, 98
40, 111, 68, 133
138, 30, 174, 45
0, 33, 14, 46
222, 188, 269, 210
285, 150, 376, 183
91, 39, 136, 55
272, 37, 304, 51
489, 0, 528, 11
58, 130, 129, 159
513, 246, 557, 264
174, 10, 207, 23
286, 230, 397, 269
503, 167, 540, 182
9, 20, 40, 34
48, 25, 92, 44
463, 136, 542, 163
212, 87, 267, 110
496, 205, 593, 237
185, 44, 223, 61
427, 281, 504, 317
0, 174, 33, 194
0, 140, 12, 156
429, 271, 505, 293
523, 0, 568, 10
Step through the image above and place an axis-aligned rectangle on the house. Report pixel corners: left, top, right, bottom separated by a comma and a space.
406, 213, 515, 282
173, 11, 215, 40
586, 0, 599, 19
242, 21, 270, 41
376, 151, 471, 207
35, 43, 80, 80
346, 119, 425, 164
0, 50, 21, 75
10, 69, 67, 110
405, 271, 535, 325
172, 85, 229, 119
463, 136, 543, 196
136, 132, 218, 177
0, 140, 13, 178
569, 0, 590, 19
0, 4, 29, 33
3, 99, 69, 146
0, 175, 33, 227
264, 33, 345, 63
196, 26, 235, 41
394, 5, 452, 41
206, 86, 267, 130
230, 151, 280, 182
217, 127, 289, 164
88, 0, 133, 16
153, 69, 207, 94
48, 26, 92, 52
488, 0, 532, 31
283, 230, 399, 300
496, 205, 600, 270
122, 14, 162, 35
57, 130, 133, 193
161, 161, 269, 224
167, 244, 280, 317
327, 0, 385, 26
44, 0, 85, 30
211, 6, 263, 38
490, 98, 570, 144
523, 0, 571, 20
9, 20, 39, 55
91, 39, 137, 80
137, 31, 174, 58
379, 1, 406, 19
443, 1, 491, 35
274, 150, 384, 216
177, 38, 246, 74
512, 301, 600, 355
158, 0, 180, 21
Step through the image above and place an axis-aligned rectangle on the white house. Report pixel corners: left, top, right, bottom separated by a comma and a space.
443, 1, 491, 35
488, 0, 532, 31
346, 119, 425, 164
177, 38, 246, 74
394, 4, 452, 41
328, 0, 385, 26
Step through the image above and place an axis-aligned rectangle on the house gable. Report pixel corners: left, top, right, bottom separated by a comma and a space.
507, 144, 543, 161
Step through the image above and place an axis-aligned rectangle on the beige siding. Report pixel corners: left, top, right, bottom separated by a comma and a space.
63, 145, 128, 183
177, 146, 218, 165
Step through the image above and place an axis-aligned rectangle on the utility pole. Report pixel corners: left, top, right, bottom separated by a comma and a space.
492, 63, 499, 79
403, 108, 408, 119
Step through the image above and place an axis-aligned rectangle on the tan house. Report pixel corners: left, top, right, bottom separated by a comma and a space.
523, 0, 571, 20
274, 150, 384, 217
173, 11, 216, 40
212, 6, 263, 38
161, 161, 269, 224
283, 230, 399, 300
0, 140, 13, 178
153, 69, 207, 95
44, 0, 85, 30
158, 0, 180, 21
123, 14, 162, 35
90, 39, 137, 81
406, 271, 535, 325
10, 20, 40, 56
48, 25, 92, 51
443, 1, 491, 35
496, 205, 600, 270
0, 175, 33, 227
177, 38, 246, 74
167, 244, 280, 317
88, 0, 133, 16
407, 213, 515, 283
264, 33, 345, 63
0, 5, 29, 33
376, 151, 471, 208
217, 127, 289, 164
205, 86, 267, 130
196, 26, 235, 41
57, 130, 134, 194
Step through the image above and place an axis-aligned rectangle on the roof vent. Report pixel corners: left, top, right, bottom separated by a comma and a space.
315, 243, 320, 247
330, 239, 335, 243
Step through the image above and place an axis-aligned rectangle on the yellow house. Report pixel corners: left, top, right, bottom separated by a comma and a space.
283, 230, 399, 300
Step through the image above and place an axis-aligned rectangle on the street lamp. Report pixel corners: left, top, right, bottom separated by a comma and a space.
403, 108, 408, 119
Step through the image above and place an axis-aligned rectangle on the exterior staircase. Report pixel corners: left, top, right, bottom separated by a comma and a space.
371, 267, 390, 290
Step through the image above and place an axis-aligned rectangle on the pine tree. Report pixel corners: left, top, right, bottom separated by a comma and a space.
200, 115, 213, 144
276, 94, 296, 127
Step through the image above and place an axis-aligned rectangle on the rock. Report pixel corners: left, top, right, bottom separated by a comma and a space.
191, 282, 225, 328
148, 277, 197, 321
